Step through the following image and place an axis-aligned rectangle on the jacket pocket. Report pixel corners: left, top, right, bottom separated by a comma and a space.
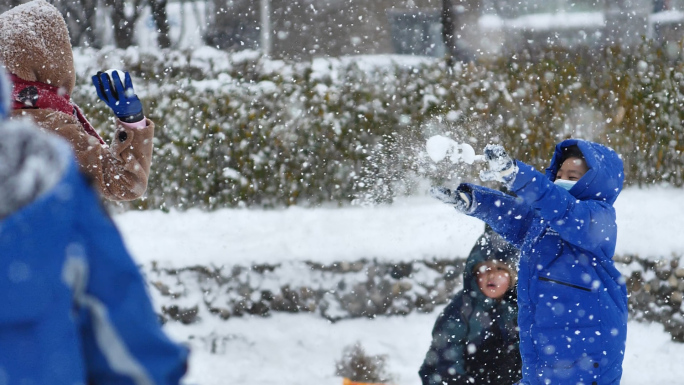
539, 277, 592, 292
535, 274, 600, 329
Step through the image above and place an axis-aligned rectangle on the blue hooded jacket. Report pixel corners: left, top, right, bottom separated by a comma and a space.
460, 139, 627, 385
0, 66, 9, 119
0, 122, 188, 384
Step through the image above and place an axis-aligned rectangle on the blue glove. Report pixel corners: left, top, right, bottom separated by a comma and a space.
429, 185, 473, 212
479, 144, 518, 185
92, 70, 144, 123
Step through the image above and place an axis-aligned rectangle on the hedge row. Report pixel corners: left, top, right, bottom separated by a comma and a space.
145, 259, 462, 324
144, 255, 684, 342
72, 43, 684, 210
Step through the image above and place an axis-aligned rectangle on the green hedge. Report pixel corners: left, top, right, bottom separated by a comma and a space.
72, 43, 684, 210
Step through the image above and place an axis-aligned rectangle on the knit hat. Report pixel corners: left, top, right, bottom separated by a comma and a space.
471, 229, 519, 288
0, 67, 10, 120
473, 258, 518, 289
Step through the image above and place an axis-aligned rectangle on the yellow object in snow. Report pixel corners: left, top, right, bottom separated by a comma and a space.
342, 378, 387, 385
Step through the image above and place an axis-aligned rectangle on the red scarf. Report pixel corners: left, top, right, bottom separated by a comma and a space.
10, 74, 105, 144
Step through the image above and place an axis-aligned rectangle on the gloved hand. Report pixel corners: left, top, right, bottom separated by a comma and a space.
479, 144, 518, 185
92, 70, 144, 123
429, 185, 473, 212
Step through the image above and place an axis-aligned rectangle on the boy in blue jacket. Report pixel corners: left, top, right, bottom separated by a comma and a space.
419, 227, 521, 385
0, 69, 188, 384
431, 140, 627, 385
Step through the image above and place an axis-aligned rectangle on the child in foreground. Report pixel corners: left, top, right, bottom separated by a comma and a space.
0, 69, 187, 385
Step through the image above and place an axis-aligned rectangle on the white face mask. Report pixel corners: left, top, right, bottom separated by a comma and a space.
554, 179, 577, 191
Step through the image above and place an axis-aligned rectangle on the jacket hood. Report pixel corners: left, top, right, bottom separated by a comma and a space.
545, 139, 624, 205
462, 230, 519, 300
0, 0, 75, 94
0, 120, 71, 219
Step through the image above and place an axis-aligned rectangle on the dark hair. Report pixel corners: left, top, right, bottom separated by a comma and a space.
560, 144, 584, 164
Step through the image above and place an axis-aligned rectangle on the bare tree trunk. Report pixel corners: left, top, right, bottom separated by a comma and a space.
58, 0, 101, 48
443, 0, 473, 64
149, 0, 171, 48
0, 0, 22, 14
27, 0, 99, 48
259, 0, 270, 57
82, 0, 101, 47
105, 0, 144, 48
204, 0, 259, 51
441, 0, 457, 66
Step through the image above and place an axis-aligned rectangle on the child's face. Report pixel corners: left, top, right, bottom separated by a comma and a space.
556, 157, 588, 181
475, 261, 512, 300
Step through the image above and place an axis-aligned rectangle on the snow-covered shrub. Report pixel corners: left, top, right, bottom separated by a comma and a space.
335, 342, 394, 383
144, 259, 463, 324
618, 254, 684, 342
143, 253, 684, 343
72, 43, 684, 210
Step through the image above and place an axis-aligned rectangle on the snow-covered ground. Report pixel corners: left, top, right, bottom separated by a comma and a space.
114, 186, 684, 385
116, 186, 684, 266
164, 312, 684, 385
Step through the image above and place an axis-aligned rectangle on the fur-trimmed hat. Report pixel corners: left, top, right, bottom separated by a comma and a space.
0, 0, 76, 94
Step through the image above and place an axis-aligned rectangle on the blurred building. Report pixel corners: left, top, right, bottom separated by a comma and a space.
204, 0, 482, 60
3, 0, 683, 58
207, 0, 684, 60
480, 0, 684, 55
264, 0, 476, 61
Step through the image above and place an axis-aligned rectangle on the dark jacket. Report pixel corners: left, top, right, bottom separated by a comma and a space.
420, 230, 521, 385
0, 122, 187, 384
463, 139, 627, 385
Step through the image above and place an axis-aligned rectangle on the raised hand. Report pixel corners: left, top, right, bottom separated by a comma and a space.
479, 144, 518, 185
92, 70, 144, 123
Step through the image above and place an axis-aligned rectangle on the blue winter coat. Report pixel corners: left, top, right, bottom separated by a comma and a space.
420, 230, 521, 385
0, 124, 188, 384
462, 139, 627, 385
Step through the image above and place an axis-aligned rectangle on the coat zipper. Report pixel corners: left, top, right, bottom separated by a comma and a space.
538, 276, 592, 292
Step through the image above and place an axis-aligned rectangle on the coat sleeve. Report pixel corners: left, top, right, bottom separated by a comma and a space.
510, 161, 617, 255
16, 109, 154, 201
464, 184, 534, 249
419, 297, 472, 385
71, 172, 187, 385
